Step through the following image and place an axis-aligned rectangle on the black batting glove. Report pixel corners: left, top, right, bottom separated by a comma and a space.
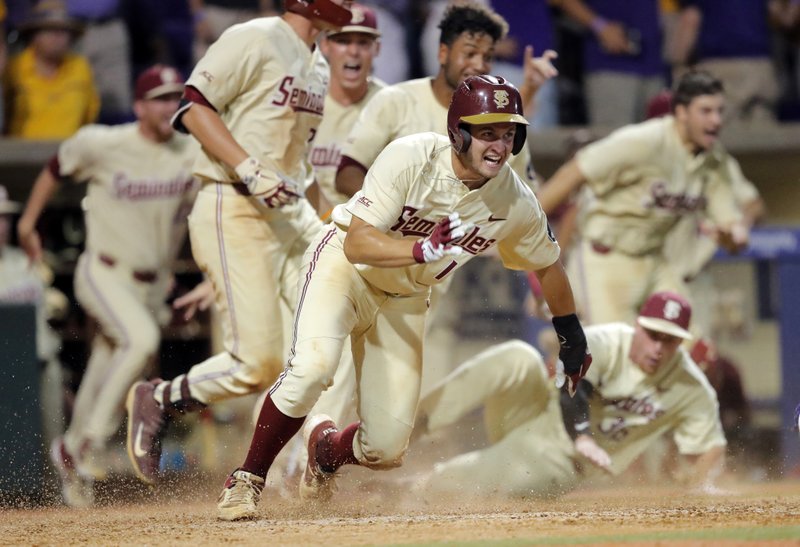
552, 313, 592, 397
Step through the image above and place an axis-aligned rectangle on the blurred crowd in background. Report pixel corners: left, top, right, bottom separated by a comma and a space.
1, 0, 800, 140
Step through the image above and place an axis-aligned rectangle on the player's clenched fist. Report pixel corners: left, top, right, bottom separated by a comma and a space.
412, 212, 467, 263
235, 157, 301, 208
552, 313, 592, 397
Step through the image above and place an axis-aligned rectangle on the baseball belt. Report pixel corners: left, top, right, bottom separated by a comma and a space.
98, 253, 158, 284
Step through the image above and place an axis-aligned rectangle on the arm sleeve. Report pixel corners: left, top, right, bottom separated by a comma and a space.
673, 362, 727, 455
497, 191, 560, 271
345, 137, 416, 232
725, 156, 760, 205
184, 26, 264, 111
575, 124, 658, 196
703, 166, 743, 227
57, 126, 99, 183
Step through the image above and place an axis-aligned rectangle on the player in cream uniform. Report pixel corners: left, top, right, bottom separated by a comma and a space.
16, 65, 198, 507
308, 4, 384, 211
413, 292, 726, 498
0, 186, 65, 463
538, 71, 748, 325
214, 76, 591, 521
334, 1, 558, 198
124, 0, 355, 486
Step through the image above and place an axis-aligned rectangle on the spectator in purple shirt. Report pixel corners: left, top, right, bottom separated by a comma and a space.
560, 0, 666, 127
669, 0, 779, 125
490, 0, 560, 129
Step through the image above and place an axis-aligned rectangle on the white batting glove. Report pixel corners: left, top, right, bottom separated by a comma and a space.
412, 213, 468, 263
574, 434, 612, 472
235, 157, 301, 208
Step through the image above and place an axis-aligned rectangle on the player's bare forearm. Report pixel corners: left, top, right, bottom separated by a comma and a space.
17, 167, 61, 262
538, 159, 586, 215
181, 104, 249, 170
305, 180, 333, 219
534, 260, 577, 318
343, 215, 418, 267
335, 164, 367, 198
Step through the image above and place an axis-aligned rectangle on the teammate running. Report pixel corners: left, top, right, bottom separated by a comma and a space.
17, 65, 197, 507
124, 0, 354, 486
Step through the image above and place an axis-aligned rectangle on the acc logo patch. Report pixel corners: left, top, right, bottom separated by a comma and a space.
493, 90, 510, 108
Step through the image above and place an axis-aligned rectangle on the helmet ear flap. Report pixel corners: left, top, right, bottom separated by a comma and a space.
512, 125, 527, 155
458, 126, 472, 153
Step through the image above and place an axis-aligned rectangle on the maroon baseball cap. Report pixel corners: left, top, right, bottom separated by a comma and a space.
637, 291, 693, 340
646, 90, 673, 119
329, 3, 380, 37
134, 65, 185, 101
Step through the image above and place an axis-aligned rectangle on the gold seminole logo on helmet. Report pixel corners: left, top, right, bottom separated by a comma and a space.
493, 90, 510, 109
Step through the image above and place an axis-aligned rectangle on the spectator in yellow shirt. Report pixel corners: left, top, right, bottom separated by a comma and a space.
2, 1, 100, 139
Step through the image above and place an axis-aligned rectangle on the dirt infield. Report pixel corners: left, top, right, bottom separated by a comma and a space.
2, 477, 799, 546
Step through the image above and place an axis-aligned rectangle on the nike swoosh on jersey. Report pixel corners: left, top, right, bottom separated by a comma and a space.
133, 423, 149, 458
488, 215, 506, 222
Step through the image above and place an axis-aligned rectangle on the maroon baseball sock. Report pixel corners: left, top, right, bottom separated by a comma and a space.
241, 395, 304, 478
316, 422, 360, 473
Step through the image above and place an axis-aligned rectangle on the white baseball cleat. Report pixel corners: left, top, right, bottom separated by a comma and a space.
217, 469, 265, 521
299, 414, 339, 502
50, 437, 94, 508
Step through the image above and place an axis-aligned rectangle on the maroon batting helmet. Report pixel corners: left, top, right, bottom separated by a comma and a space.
447, 75, 529, 155
285, 0, 352, 28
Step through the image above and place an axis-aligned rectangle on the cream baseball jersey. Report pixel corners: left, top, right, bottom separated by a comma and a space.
342, 77, 536, 189
582, 323, 726, 476
332, 132, 559, 295
185, 17, 328, 185
668, 154, 760, 279
57, 123, 198, 270
309, 78, 385, 204
575, 116, 742, 256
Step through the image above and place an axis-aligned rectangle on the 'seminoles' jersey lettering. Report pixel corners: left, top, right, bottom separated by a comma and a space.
272, 76, 295, 106
390, 206, 497, 256
644, 180, 707, 212
598, 393, 667, 442
271, 75, 326, 115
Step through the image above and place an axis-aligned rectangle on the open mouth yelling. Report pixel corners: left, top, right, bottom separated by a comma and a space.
342, 62, 362, 77
483, 153, 503, 167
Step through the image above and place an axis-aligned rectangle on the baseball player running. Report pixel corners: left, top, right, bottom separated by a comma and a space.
307, 3, 383, 214
334, 1, 558, 199
125, 0, 354, 486
16, 65, 197, 507
0, 186, 66, 474
413, 291, 727, 498
215, 75, 591, 521
538, 70, 748, 325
